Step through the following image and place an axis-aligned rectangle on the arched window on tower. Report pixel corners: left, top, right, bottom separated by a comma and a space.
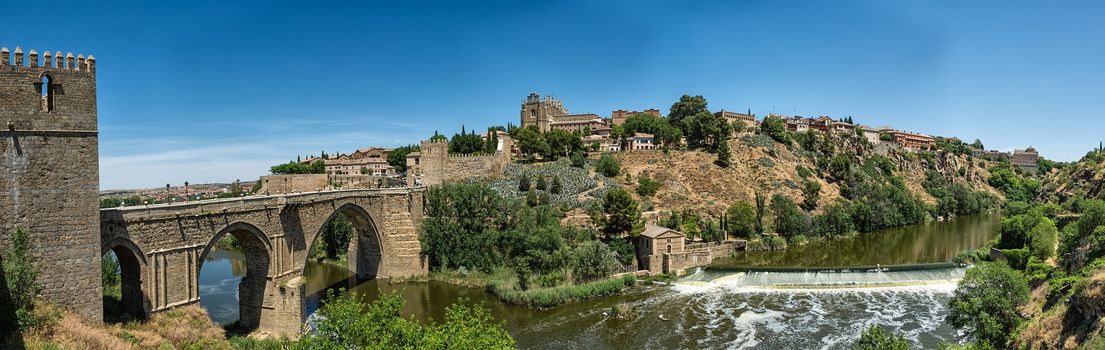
39, 75, 53, 112
530, 109, 537, 118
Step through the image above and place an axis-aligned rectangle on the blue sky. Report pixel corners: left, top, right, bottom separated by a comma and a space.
4, 0, 1104, 189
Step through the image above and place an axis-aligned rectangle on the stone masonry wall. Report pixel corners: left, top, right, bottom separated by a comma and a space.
0, 47, 101, 321
99, 188, 426, 336
259, 174, 403, 194
409, 139, 511, 187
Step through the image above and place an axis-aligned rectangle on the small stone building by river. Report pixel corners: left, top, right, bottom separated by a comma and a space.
637, 224, 745, 275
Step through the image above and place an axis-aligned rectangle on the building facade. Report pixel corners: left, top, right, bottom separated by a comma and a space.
1012, 147, 1040, 174
715, 109, 756, 129
891, 130, 935, 151
520, 92, 568, 132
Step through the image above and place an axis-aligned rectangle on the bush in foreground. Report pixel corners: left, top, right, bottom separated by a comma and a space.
297, 290, 514, 350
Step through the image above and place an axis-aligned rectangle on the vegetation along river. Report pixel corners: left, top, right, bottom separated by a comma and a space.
199, 213, 1001, 349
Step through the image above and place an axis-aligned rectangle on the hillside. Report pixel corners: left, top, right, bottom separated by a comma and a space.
613, 131, 1000, 218
1038, 150, 1105, 203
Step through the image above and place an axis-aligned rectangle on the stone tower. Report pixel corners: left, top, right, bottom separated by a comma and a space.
0, 46, 101, 320
520, 92, 567, 133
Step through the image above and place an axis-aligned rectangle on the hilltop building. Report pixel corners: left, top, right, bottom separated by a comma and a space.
1012, 147, 1040, 174
715, 109, 757, 129
890, 130, 935, 151
519, 92, 606, 133
611, 108, 662, 126
323, 147, 396, 176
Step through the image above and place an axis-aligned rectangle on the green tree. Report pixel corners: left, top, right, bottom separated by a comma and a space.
851, 325, 910, 350
571, 241, 621, 281
716, 139, 732, 167
429, 130, 448, 142
545, 129, 583, 158
513, 126, 549, 159
759, 115, 790, 144
801, 180, 822, 211
387, 144, 420, 172
755, 191, 768, 234
550, 176, 562, 194
770, 194, 807, 237
1028, 218, 1058, 260
725, 202, 757, 237
2, 227, 42, 331
484, 129, 500, 154
946, 262, 1030, 349
536, 176, 548, 191
595, 154, 621, 178
813, 200, 856, 237
668, 94, 708, 130
686, 111, 731, 152
602, 188, 640, 236
319, 213, 353, 260
270, 159, 325, 175
448, 125, 485, 155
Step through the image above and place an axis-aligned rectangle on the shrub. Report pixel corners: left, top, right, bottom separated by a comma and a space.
636, 177, 661, 197
536, 176, 548, 191
765, 235, 787, 251
2, 227, 43, 332
298, 290, 515, 349
491, 275, 635, 308
1024, 257, 1054, 286
1000, 249, 1030, 270
1028, 219, 1058, 260
801, 180, 821, 211
852, 324, 910, 350
595, 154, 621, 178
571, 241, 620, 282
518, 175, 531, 191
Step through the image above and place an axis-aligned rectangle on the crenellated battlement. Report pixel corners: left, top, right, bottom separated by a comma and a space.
0, 46, 96, 74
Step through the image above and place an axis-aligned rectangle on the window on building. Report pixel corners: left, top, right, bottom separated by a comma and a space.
530, 109, 537, 118
39, 74, 53, 112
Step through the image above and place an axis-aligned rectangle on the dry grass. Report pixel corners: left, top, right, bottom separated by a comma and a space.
23, 303, 238, 350
1014, 269, 1105, 350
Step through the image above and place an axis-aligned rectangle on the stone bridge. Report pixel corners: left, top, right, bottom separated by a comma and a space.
98, 187, 426, 335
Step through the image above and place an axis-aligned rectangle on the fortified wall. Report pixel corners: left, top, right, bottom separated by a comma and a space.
406, 137, 512, 187
0, 46, 101, 320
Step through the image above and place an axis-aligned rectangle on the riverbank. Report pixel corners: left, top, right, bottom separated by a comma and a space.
425, 268, 639, 308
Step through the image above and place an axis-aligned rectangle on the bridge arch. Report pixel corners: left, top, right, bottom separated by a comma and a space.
309, 202, 385, 279
197, 222, 272, 330
101, 237, 148, 320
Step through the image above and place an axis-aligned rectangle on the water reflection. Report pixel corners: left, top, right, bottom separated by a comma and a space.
198, 249, 248, 325
714, 213, 1002, 268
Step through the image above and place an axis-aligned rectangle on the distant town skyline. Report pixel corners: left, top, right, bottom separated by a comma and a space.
4, 0, 1103, 189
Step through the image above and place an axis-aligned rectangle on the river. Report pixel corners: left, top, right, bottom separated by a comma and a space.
198, 213, 1001, 349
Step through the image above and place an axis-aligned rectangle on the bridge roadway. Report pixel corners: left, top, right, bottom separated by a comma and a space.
98, 187, 427, 335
